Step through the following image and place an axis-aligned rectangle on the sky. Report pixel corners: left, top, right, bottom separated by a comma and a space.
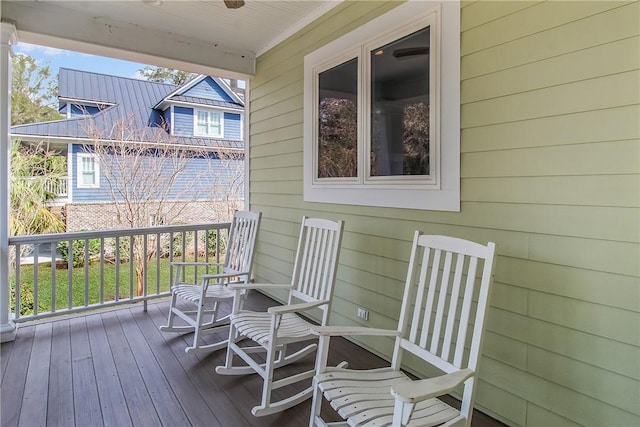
14, 42, 152, 81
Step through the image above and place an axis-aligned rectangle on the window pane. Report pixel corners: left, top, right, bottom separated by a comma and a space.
196, 111, 207, 134
370, 27, 431, 177
82, 172, 95, 185
211, 112, 222, 136
80, 157, 96, 185
318, 58, 358, 178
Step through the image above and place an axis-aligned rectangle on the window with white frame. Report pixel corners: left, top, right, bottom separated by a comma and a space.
304, 1, 460, 211
194, 109, 223, 138
77, 153, 99, 188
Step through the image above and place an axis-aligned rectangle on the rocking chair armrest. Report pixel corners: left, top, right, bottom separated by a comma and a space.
310, 325, 400, 337
391, 368, 474, 403
200, 271, 249, 282
227, 282, 293, 291
267, 299, 329, 315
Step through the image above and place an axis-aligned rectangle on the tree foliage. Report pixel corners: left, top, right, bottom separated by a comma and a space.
10, 53, 66, 237
10, 141, 66, 236
138, 66, 195, 85
11, 54, 62, 125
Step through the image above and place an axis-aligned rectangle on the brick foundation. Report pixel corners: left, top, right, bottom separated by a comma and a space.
65, 200, 244, 231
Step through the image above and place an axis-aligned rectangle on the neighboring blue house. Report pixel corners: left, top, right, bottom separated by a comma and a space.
11, 68, 245, 230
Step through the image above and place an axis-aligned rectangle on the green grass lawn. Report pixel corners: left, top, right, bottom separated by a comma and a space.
11, 257, 220, 316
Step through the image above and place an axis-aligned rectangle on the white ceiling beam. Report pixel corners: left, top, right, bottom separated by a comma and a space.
1, 1, 256, 78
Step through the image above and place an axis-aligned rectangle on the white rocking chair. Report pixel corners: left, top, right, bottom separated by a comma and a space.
159, 210, 261, 353
216, 216, 344, 417
309, 232, 496, 427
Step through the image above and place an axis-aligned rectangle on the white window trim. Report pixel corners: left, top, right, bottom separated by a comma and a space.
303, 0, 460, 211
76, 153, 100, 189
193, 109, 224, 138
169, 105, 175, 136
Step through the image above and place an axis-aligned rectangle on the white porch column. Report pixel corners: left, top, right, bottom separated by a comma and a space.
0, 22, 17, 343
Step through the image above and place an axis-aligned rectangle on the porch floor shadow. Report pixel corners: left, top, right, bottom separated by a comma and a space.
1, 292, 505, 427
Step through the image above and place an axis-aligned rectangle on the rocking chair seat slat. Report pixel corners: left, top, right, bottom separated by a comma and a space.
317, 365, 458, 427
356, 400, 457, 427
172, 283, 234, 302
232, 311, 316, 345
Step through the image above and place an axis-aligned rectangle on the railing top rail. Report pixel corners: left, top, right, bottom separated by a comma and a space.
9, 221, 232, 245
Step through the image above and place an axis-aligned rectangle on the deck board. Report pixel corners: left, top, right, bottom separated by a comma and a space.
115, 309, 192, 427
0, 332, 14, 382
84, 313, 133, 427
69, 316, 104, 427
144, 303, 254, 426
129, 303, 224, 427
47, 320, 74, 426
0, 293, 505, 427
19, 323, 52, 427
101, 310, 162, 427
1, 325, 34, 426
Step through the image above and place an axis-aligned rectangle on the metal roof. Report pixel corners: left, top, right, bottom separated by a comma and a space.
168, 95, 243, 110
11, 68, 244, 150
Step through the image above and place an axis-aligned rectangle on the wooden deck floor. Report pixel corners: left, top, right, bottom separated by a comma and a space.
1, 292, 505, 427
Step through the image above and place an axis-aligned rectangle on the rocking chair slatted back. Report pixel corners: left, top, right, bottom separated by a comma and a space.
395, 233, 496, 374
225, 211, 262, 276
290, 217, 344, 320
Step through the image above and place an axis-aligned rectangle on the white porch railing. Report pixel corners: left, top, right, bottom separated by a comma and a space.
8, 222, 230, 322
44, 176, 68, 198
18, 176, 69, 199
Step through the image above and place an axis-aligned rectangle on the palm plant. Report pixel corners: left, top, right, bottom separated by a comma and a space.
10, 141, 65, 237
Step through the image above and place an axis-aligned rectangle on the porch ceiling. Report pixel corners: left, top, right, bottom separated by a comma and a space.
0, 0, 341, 78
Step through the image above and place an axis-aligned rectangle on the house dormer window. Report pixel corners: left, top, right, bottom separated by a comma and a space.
194, 110, 223, 138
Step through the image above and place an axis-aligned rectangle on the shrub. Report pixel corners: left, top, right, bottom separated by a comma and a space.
58, 237, 102, 267
160, 225, 194, 258
10, 283, 38, 316
206, 229, 227, 256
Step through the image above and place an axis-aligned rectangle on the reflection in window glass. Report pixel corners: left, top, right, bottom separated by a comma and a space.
318, 58, 358, 178
370, 27, 431, 177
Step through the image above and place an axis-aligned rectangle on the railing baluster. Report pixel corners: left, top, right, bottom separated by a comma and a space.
84, 239, 89, 307
100, 238, 105, 304
204, 230, 210, 272
115, 236, 120, 302
169, 232, 174, 288
67, 240, 73, 310
51, 243, 56, 313
143, 233, 148, 312
14, 244, 21, 321
33, 245, 39, 316
194, 230, 199, 284
181, 231, 186, 281
156, 231, 161, 295
129, 235, 134, 299
216, 229, 221, 265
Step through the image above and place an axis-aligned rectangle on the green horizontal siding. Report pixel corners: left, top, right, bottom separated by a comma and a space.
248, 1, 640, 425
